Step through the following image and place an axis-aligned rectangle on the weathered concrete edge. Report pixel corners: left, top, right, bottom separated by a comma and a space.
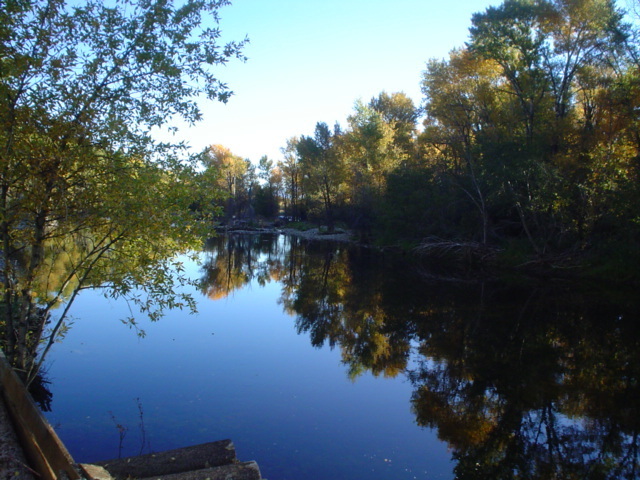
0, 351, 81, 480
136, 461, 263, 480
79, 463, 114, 480
96, 439, 238, 479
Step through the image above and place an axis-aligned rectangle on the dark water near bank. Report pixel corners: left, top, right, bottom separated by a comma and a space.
44, 234, 640, 480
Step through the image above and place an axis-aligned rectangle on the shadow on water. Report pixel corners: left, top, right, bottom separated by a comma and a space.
200, 233, 640, 480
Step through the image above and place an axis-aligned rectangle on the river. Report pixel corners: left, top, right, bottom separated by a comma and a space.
43, 233, 640, 480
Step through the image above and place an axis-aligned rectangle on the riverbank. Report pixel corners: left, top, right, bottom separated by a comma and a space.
219, 225, 354, 243
0, 395, 36, 480
217, 223, 639, 285
1, 350, 265, 480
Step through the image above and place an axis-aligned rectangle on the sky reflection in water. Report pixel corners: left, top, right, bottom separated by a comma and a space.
44, 234, 640, 480
44, 235, 452, 480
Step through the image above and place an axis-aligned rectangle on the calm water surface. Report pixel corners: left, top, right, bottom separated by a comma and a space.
43, 234, 640, 480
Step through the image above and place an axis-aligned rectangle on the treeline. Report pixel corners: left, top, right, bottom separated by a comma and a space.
208, 0, 640, 277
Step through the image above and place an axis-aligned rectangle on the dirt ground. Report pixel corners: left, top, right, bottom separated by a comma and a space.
280, 227, 352, 242
0, 395, 35, 480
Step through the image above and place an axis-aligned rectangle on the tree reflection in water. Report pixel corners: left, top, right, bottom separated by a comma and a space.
200, 234, 640, 479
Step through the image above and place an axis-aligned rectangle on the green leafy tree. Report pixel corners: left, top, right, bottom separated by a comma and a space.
279, 137, 304, 220
369, 91, 419, 158
203, 144, 248, 219
296, 122, 346, 231
466, 0, 628, 255
254, 155, 280, 218
421, 49, 504, 244
468, 0, 554, 143
238, 158, 258, 220
343, 100, 405, 236
0, 0, 245, 382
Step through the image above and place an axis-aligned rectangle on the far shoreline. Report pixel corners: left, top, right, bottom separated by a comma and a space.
216, 225, 354, 243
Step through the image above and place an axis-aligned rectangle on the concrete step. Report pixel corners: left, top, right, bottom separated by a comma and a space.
95, 440, 238, 479
138, 461, 262, 480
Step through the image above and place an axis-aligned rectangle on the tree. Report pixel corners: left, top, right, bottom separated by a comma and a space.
296, 122, 345, 231
370, 91, 419, 157
279, 137, 304, 220
238, 158, 258, 220
0, 0, 246, 382
466, 0, 629, 256
421, 49, 503, 244
203, 144, 248, 219
253, 156, 279, 218
343, 100, 405, 236
468, 0, 553, 143
540, 0, 624, 123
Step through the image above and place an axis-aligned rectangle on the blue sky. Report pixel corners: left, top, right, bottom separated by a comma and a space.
169, 0, 503, 162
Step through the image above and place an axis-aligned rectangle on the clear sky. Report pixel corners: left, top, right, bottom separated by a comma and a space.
169, 0, 503, 163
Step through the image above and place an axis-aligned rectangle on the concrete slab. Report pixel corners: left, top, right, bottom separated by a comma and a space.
138, 461, 263, 480
79, 463, 115, 480
97, 440, 238, 479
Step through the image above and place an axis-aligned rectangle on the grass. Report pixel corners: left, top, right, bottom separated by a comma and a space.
287, 221, 315, 231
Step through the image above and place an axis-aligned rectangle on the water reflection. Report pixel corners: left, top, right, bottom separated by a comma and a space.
200, 234, 640, 479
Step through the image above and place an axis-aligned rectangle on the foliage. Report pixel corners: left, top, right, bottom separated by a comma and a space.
0, 0, 245, 382
279, 137, 304, 220
253, 155, 280, 218
271, 95, 417, 238
267, 0, 640, 279
202, 144, 253, 220
296, 122, 346, 231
